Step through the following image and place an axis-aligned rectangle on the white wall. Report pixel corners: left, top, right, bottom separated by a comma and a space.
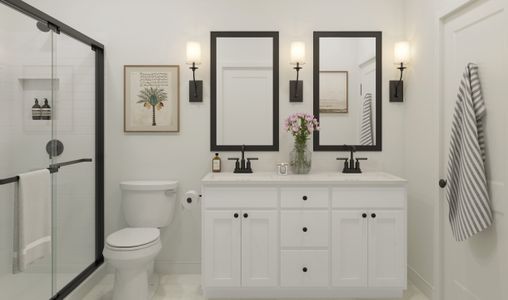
25, 0, 406, 273
402, 0, 440, 296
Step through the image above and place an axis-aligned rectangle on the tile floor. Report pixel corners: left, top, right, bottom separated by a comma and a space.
83, 274, 429, 300
0, 272, 76, 300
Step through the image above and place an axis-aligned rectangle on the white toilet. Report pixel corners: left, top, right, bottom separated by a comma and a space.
103, 180, 178, 300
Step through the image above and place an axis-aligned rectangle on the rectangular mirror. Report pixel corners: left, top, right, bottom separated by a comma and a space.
313, 31, 382, 151
211, 31, 279, 151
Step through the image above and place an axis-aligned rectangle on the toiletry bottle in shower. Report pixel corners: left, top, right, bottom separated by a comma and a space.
212, 153, 221, 173
32, 98, 41, 120
41, 98, 51, 120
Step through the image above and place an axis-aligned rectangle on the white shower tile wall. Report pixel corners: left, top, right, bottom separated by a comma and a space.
25, 0, 408, 274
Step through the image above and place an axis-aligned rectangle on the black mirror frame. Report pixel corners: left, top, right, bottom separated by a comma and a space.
313, 31, 382, 152
210, 31, 279, 152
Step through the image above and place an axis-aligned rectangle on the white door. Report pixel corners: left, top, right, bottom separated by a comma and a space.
203, 210, 241, 287
241, 210, 278, 287
331, 210, 368, 287
440, 0, 508, 299
368, 210, 405, 287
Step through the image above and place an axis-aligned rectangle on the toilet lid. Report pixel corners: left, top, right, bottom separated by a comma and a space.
106, 228, 160, 248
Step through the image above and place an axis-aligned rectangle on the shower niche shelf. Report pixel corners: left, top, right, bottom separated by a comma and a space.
19, 65, 74, 132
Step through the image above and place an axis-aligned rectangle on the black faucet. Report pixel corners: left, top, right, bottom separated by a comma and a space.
228, 145, 258, 173
336, 145, 367, 174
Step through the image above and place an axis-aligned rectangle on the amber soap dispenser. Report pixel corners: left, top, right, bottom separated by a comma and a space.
212, 153, 221, 172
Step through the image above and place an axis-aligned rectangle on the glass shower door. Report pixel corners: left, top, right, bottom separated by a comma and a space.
0, 4, 56, 299
1, 1, 103, 299
51, 31, 96, 292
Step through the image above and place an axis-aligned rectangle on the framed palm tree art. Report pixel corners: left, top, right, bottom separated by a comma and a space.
124, 65, 180, 132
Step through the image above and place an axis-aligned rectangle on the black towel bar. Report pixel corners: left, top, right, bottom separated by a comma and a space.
0, 158, 92, 186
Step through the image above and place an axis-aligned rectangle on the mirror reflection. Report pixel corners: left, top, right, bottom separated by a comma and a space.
313, 32, 382, 151
211, 32, 279, 151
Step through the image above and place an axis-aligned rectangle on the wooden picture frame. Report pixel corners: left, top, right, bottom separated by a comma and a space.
319, 70, 349, 113
124, 65, 180, 132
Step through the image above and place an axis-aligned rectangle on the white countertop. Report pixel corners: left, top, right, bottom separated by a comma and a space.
201, 171, 407, 185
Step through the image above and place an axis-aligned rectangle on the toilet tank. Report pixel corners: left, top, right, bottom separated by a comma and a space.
120, 180, 178, 228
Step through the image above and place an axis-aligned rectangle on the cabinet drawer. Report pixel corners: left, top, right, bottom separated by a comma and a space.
280, 250, 329, 287
281, 188, 329, 208
332, 188, 405, 209
203, 187, 277, 208
281, 211, 329, 247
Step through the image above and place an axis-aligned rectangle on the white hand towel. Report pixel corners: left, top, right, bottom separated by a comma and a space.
18, 169, 51, 271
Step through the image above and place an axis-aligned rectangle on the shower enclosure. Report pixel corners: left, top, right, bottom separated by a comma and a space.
0, 0, 104, 299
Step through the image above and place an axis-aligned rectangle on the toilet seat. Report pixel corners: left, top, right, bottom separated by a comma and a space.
106, 228, 160, 251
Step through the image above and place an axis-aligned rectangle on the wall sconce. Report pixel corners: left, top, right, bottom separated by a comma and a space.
289, 42, 305, 102
390, 41, 410, 102
186, 41, 203, 102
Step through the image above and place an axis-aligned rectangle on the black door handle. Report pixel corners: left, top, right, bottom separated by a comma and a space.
362, 213, 367, 218
302, 267, 308, 272
439, 179, 447, 188
234, 213, 239, 218
302, 227, 308, 232
302, 195, 308, 201
371, 213, 376, 218
243, 213, 248, 218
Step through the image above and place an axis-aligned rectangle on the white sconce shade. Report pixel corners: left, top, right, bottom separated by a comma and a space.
186, 41, 201, 65
394, 41, 410, 64
290, 41, 306, 65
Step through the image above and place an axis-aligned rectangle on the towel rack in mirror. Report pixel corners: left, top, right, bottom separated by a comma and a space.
0, 158, 93, 186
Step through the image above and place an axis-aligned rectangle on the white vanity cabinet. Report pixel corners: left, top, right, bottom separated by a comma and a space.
202, 187, 278, 288
331, 188, 406, 288
201, 172, 407, 299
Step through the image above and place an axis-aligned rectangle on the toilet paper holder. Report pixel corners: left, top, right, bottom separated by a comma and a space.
182, 191, 202, 209
186, 194, 202, 204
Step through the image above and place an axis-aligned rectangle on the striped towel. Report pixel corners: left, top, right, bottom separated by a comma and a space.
446, 63, 493, 241
360, 93, 373, 145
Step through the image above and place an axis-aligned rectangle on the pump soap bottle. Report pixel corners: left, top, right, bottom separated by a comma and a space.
212, 153, 221, 173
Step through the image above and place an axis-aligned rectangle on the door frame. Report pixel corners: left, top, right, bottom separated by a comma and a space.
435, 1, 484, 300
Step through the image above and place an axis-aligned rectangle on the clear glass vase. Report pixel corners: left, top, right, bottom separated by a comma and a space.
290, 142, 312, 174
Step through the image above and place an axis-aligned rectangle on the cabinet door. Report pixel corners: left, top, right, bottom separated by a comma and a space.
241, 210, 278, 287
368, 210, 405, 287
203, 210, 241, 287
331, 210, 368, 287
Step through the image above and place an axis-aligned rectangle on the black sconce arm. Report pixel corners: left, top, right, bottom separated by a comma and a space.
190, 62, 199, 98
294, 62, 302, 98
394, 62, 406, 97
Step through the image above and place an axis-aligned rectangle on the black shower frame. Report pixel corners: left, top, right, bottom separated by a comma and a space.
0, 0, 105, 299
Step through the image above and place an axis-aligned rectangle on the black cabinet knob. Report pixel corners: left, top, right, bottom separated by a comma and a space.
243, 213, 248, 218
362, 213, 367, 218
234, 213, 239, 218
371, 213, 376, 218
186, 197, 192, 204
302, 227, 308, 232
302, 267, 308, 272
302, 195, 308, 201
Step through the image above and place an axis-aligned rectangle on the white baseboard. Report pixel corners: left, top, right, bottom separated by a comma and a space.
66, 264, 107, 300
154, 260, 200, 274
408, 265, 434, 299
